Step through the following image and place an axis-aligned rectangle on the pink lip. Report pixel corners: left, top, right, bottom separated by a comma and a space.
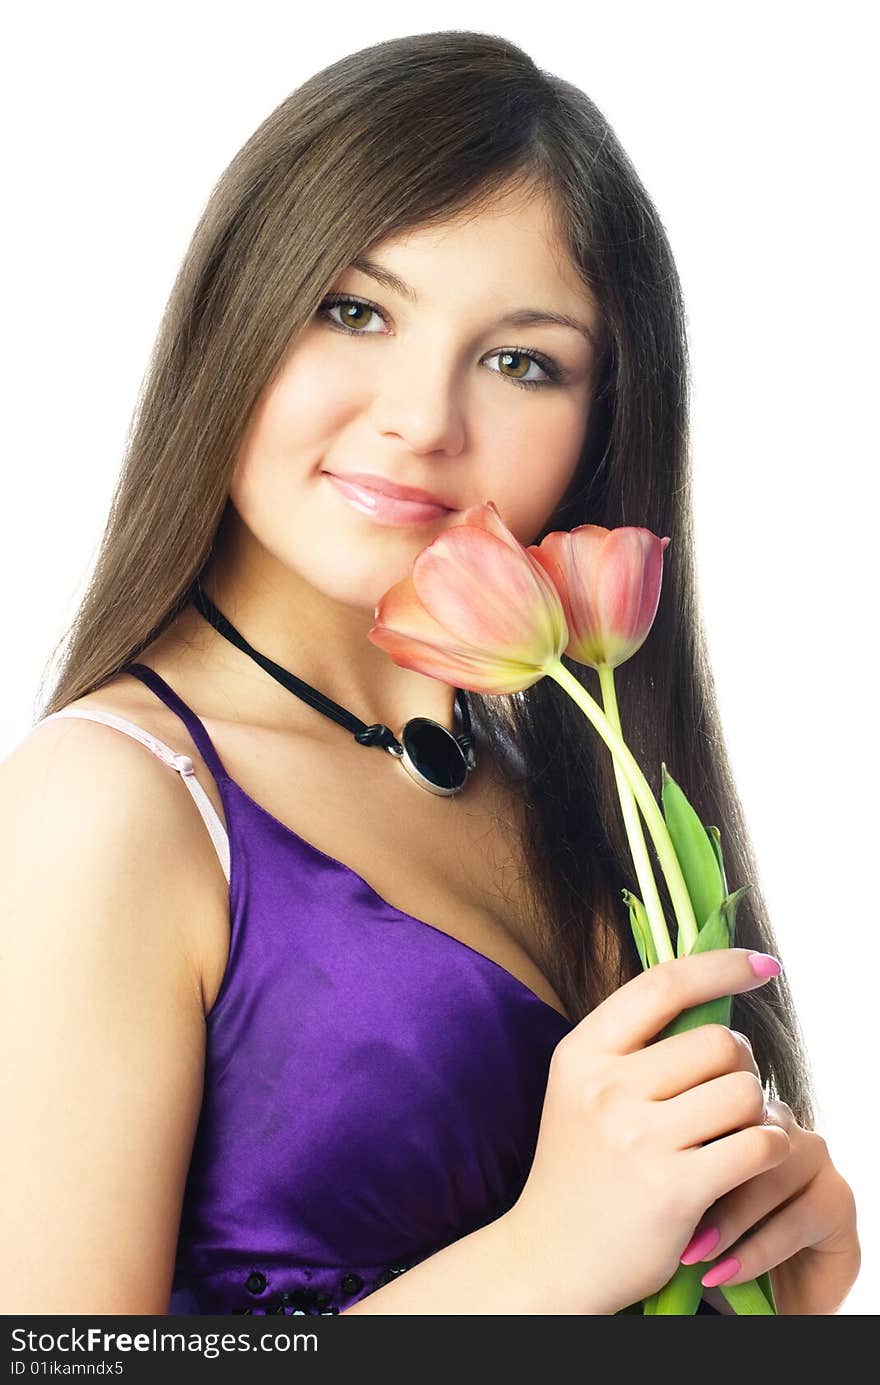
324, 473, 455, 526
324, 471, 454, 509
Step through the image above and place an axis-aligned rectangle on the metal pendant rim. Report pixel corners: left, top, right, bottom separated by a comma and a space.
394, 715, 470, 796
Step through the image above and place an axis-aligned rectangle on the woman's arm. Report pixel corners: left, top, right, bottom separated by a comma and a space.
342, 1213, 582, 1314
0, 720, 212, 1313
344, 1223, 732, 1315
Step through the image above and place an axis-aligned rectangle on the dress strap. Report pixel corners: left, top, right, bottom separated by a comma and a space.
39, 705, 230, 883
122, 662, 230, 784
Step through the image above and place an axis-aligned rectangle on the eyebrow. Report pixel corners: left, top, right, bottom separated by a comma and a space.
349, 255, 600, 350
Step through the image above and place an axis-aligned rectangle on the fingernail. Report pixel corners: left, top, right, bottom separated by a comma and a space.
701, 1256, 741, 1288
680, 1225, 721, 1265
747, 952, 782, 978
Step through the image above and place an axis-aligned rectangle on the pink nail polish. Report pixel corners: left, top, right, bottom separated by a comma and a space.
680, 1225, 721, 1265
701, 1256, 741, 1288
747, 952, 781, 978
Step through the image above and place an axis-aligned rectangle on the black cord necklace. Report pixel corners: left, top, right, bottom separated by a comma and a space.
190, 581, 477, 797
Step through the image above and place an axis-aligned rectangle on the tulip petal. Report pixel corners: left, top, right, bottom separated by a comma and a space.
530, 526, 610, 664
452, 499, 538, 558
368, 565, 549, 693
412, 530, 562, 660
367, 623, 546, 693
368, 500, 570, 693
529, 525, 670, 668
441, 500, 570, 637
597, 529, 667, 664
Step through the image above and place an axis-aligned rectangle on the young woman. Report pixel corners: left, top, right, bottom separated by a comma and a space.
1, 31, 859, 1316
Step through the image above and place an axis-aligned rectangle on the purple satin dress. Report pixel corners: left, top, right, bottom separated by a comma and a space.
119, 662, 579, 1316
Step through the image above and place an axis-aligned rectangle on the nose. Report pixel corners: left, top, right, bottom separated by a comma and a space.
371, 355, 466, 458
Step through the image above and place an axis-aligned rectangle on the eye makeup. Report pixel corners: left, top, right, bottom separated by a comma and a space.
316, 293, 572, 391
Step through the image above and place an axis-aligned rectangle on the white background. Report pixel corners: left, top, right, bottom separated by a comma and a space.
3, 1, 876, 1313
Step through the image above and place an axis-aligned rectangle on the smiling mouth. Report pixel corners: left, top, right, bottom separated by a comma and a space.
323, 472, 457, 525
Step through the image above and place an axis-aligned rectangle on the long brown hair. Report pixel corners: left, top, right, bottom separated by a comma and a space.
36, 30, 816, 1128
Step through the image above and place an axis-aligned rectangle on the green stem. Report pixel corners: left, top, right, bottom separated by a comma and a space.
596, 663, 669, 965
543, 660, 699, 958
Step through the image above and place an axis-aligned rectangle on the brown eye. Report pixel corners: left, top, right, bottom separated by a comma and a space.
495, 350, 544, 383
319, 295, 385, 333
336, 302, 373, 330
486, 347, 562, 390
318, 295, 565, 391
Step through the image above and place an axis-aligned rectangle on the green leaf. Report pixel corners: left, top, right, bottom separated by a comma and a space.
657, 887, 753, 1040
623, 888, 657, 971
721, 882, 753, 950
647, 1265, 777, 1315
706, 824, 729, 896
756, 1270, 778, 1313
661, 764, 725, 938
636, 864, 775, 1319
644, 1261, 704, 1315
719, 1279, 776, 1314
660, 993, 733, 1038
688, 901, 731, 955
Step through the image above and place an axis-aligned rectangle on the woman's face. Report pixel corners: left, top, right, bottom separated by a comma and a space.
229, 184, 604, 614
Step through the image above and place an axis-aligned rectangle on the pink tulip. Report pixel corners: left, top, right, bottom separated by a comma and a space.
367, 501, 569, 693
527, 525, 671, 670
369, 498, 696, 967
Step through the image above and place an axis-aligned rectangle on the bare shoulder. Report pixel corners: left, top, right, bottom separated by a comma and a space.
0, 702, 218, 1310
1, 687, 230, 1017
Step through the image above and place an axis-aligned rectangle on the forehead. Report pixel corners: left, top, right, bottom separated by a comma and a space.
362, 184, 590, 307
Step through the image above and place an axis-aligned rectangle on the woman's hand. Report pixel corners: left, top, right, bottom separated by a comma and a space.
504, 949, 791, 1315
682, 1098, 861, 1315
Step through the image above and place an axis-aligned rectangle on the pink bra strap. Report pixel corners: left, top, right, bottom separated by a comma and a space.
39, 708, 231, 883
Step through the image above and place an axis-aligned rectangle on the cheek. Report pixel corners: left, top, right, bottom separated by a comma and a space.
485, 398, 591, 543
229, 348, 354, 514
275, 347, 355, 431
226, 417, 437, 615
244, 341, 355, 457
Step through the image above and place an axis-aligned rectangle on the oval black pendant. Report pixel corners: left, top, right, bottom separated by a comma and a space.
395, 716, 469, 796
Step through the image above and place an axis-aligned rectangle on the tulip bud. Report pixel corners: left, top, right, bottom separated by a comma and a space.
528, 525, 671, 670
368, 501, 569, 693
